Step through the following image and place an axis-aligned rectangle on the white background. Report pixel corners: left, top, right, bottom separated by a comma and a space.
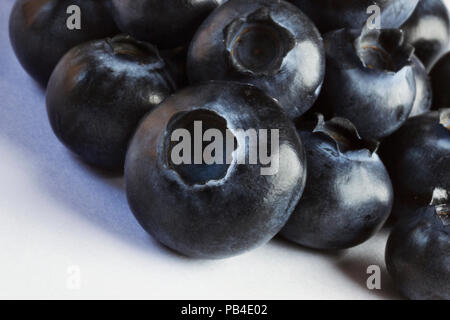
0, 1, 448, 300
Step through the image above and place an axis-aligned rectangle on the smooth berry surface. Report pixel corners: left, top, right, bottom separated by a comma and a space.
125, 81, 307, 259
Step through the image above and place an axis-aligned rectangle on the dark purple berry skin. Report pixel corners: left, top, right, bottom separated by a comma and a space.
111, 0, 226, 49
161, 46, 189, 89
288, 0, 419, 33
9, 0, 119, 86
280, 116, 393, 250
430, 52, 450, 109
400, 0, 450, 70
46, 35, 177, 171
386, 197, 450, 300
409, 55, 432, 117
125, 81, 307, 259
187, 0, 325, 120
313, 28, 416, 140
381, 109, 450, 221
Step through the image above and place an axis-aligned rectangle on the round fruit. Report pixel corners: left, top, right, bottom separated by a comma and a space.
386, 189, 450, 300
430, 52, 450, 109
110, 0, 226, 49
9, 0, 119, 86
280, 115, 393, 250
125, 81, 307, 259
400, 0, 450, 70
187, 0, 325, 119
314, 28, 416, 140
382, 109, 450, 220
46, 35, 177, 170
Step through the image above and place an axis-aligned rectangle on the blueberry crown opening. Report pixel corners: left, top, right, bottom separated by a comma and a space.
310, 114, 379, 154
106, 35, 164, 67
355, 28, 413, 72
165, 109, 237, 186
224, 7, 295, 76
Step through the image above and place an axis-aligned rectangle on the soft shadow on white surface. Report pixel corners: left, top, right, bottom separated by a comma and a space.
0, 0, 157, 255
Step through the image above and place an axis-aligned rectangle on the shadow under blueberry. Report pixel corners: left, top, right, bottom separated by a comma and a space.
333, 226, 402, 300
0, 4, 188, 260
271, 227, 402, 299
334, 253, 402, 300
272, 236, 346, 259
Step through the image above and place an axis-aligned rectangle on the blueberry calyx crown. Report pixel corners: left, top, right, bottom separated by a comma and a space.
105, 34, 165, 68
224, 7, 295, 77
163, 109, 236, 187
439, 108, 450, 131
312, 114, 379, 155
430, 188, 450, 226
354, 27, 414, 72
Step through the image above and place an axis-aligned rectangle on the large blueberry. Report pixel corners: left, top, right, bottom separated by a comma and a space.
187, 0, 325, 120
110, 0, 226, 49
280, 116, 393, 250
314, 28, 416, 140
430, 52, 450, 109
386, 189, 450, 300
288, 0, 419, 33
46, 35, 177, 171
400, 0, 450, 70
125, 81, 307, 259
9, 0, 119, 86
382, 109, 450, 220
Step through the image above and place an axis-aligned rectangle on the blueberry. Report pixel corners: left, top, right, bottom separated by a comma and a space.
280, 115, 393, 250
110, 0, 226, 49
9, 0, 119, 86
313, 28, 416, 140
400, 0, 450, 70
409, 55, 432, 117
46, 35, 177, 171
386, 189, 450, 300
381, 109, 450, 220
287, 0, 419, 33
187, 0, 325, 119
430, 52, 450, 109
125, 81, 307, 259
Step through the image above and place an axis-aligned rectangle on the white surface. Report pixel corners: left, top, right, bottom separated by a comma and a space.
0, 1, 449, 300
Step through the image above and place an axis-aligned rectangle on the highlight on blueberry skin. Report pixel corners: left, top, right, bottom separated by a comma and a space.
430, 52, 450, 109
187, 0, 325, 120
386, 188, 450, 300
409, 55, 432, 117
280, 115, 393, 250
400, 0, 450, 70
125, 81, 307, 259
381, 109, 450, 221
46, 35, 177, 171
287, 0, 419, 34
9, 0, 119, 87
314, 28, 416, 140
111, 0, 226, 49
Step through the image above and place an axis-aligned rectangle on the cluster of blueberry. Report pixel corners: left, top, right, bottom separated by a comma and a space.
8, 0, 450, 300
